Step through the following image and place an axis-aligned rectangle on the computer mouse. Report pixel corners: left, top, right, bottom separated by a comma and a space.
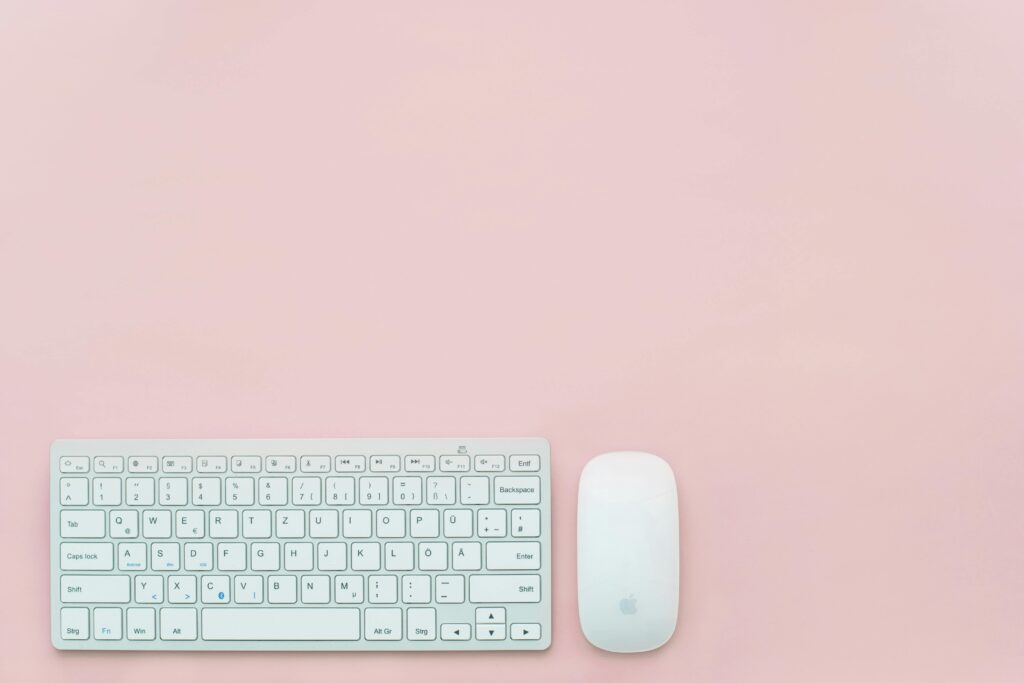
577, 451, 679, 653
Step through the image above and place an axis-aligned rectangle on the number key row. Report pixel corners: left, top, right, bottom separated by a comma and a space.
61, 476, 541, 507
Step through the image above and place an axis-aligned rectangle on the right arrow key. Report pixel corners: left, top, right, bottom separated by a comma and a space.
510, 623, 542, 641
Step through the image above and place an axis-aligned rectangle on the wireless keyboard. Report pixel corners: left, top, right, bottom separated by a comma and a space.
50, 438, 551, 651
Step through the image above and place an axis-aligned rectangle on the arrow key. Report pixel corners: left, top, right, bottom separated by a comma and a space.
475, 624, 506, 640
475, 607, 506, 624
510, 623, 541, 640
440, 623, 471, 641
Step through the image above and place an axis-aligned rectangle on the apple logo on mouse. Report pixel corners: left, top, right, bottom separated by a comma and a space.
619, 594, 637, 615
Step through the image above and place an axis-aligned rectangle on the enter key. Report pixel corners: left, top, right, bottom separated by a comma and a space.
485, 542, 541, 570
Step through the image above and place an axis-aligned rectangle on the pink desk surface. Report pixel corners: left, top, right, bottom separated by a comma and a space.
1, 2, 1022, 682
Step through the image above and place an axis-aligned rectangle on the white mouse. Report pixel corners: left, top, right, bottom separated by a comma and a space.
577, 451, 679, 653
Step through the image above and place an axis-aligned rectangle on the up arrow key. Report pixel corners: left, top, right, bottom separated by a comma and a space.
475, 607, 506, 624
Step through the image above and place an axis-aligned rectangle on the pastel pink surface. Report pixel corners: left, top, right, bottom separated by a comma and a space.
1, 2, 1023, 681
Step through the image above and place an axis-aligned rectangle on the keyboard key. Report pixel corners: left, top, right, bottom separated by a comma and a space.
326, 477, 355, 505
196, 456, 227, 473
226, 477, 255, 506
260, 477, 287, 505
369, 575, 398, 603
476, 607, 505, 624
203, 608, 359, 640
309, 510, 339, 538
59, 456, 89, 473
126, 608, 156, 640
410, 510, 440, 538
468, 575, 541, 603
92, 478, 121, 506
392, 477, 422, 505
418, 542, 447, 571
300, 455, 331, 473
511, 509, 541, 538
142, 510, 172, 538
60, 542, 114, 571
60, 478, 88, 505
402, 575, 431, 603
510, 623, 541, 640
493, 476, 540, 504
509, 455, 540, 472
334, 575, 364, 603
343, 510, 372, 538
440, 623, 470, 640
234, 575, 263, 603
60, 607, 89, 639
365, 608, 402, 640
94, 457, 124, 473
404, 455, 435, 472
217, 542, 246, 570
476, 624, 505, 640
291, 477, 322, 505
474, 455, 505, 472
110, 510, 138, 538
159, 478, 188, 505
231, 456, 261, 473
128, 457, 158, 473
184, 542, 213, 571
60, 510, 105, 538
452, 542, 482, 570
126, 478, 155, 506
426, 477, 456, 505
94, 607, 122, 639
407, 607, 436, 640
118, 542, 147, 570
201, 576, 230, 604
317, 542, 347, 570
444, 510, 473, 538
301, 575, 331, 603
459, 477, 489, 505
485, 542, 541, 570
440, 455, 470, 472
360, 477, 389, 505
175, 510, 204, 538
477, 509, 506, 538
266, 456, 296, 473
135, 576, 164, 603
192, 478, 221, 505
162, 456, 192, 473
334, 455, 366, 472
60, 575, 130, 603
269, 575, 298, 603
370, 455, 401, 472
168, 576, 197, 603
151, 543, 180, 571
160, 607, 197, 640
435, 575, 465, 603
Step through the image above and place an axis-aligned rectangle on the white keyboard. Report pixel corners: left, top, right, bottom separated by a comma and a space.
50, 438, 551, 651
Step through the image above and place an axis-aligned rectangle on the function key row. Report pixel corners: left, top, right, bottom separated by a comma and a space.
60, 454, 541, 475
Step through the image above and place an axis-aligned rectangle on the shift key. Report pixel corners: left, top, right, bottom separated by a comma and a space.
61, 575, 130, 603
469, 575, 541, 603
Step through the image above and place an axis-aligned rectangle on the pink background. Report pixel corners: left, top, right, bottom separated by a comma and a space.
1, 2, 1022, 681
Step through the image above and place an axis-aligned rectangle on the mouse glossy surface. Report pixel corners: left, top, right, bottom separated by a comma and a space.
577, 452, 679, 653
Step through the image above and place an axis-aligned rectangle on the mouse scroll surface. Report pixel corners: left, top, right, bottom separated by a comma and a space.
577, 452, 679, 653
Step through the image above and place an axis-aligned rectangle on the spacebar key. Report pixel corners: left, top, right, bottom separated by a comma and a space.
202, 608, 360, 640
